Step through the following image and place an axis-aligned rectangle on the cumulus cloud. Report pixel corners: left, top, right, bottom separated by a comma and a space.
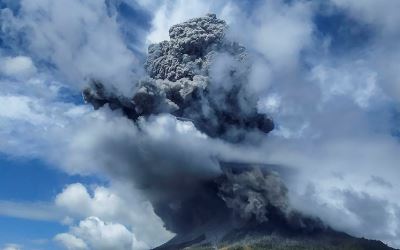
55, 217, 148, 250
54, 234, 88, 250
54, 183, 173, 247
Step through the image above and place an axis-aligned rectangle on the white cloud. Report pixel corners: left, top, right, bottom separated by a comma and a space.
226, 0, 313, 70
310, 61, 383, 108
1, 244, 22, 250
55, 234, 88, 250
331, 0, 400, 34
260, 134, 400, 247
0, 92, 91, 161
251, 1, 313, 68
55, 183, 173, 248
55, 217, 148, 250
330, 0, 400, 103
2, 0, 140, 94
55, 183, 93, 216
0, 56, 36, 78
257, 93, 281, 115
0, 95, 50, 125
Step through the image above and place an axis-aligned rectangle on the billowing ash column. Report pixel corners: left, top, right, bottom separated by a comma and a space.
83, 14, 324, 249
83, 13, 273, 141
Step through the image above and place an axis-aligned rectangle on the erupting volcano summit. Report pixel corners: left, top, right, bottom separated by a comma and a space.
83, 14, 395, 250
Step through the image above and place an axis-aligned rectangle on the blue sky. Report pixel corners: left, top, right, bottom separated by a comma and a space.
0, 155, 99, 201
0, 217, 64, 250
0, 0, 400, 249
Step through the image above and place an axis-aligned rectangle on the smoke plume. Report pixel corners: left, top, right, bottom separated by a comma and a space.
83, 14, 273, 142
83, 14, 323, 247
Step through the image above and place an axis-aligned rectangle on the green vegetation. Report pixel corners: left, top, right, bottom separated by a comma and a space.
183, 234, 394, 250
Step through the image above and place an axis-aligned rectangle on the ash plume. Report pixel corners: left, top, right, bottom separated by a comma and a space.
83, 13, 273, 142
218, 166, 290, 223
83, 14, 325, 248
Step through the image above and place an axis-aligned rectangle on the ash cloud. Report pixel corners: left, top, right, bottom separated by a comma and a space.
84, 14, 273, 142
218, 165, 290, 223
82, 14, 322, 246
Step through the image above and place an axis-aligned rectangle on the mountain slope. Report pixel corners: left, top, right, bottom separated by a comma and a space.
155, 228, 396, 250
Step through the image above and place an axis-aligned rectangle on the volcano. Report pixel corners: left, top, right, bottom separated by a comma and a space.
83, 14, 397, 250
152, 163, 395, 250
